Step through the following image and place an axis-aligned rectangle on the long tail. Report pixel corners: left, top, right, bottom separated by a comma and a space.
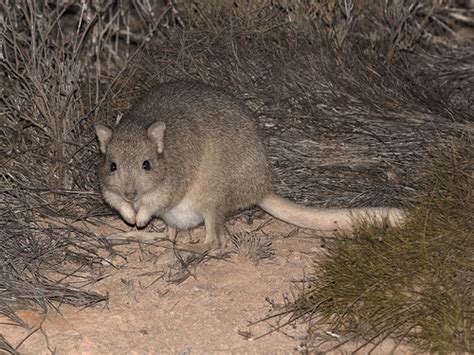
258, 194, 405, 232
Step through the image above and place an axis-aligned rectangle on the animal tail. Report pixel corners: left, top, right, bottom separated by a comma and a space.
258, 194, 404, 233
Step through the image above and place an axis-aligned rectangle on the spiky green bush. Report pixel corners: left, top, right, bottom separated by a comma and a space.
290, 136, 473, 352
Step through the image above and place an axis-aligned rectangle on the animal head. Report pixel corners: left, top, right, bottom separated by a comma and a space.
95, 121, 166, 204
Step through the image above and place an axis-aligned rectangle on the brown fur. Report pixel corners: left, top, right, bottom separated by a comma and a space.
97, 81, 272, 248
96, 81, 403, 249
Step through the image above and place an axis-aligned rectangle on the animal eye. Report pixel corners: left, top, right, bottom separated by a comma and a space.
142, 160, 151, 171
110, 162, 117, 172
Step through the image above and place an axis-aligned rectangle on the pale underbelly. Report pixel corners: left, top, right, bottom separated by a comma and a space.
160, 198, 204, 230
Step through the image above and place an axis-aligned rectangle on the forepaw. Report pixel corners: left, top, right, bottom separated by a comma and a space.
136, 207, 153, 228
119, 203, 136, 225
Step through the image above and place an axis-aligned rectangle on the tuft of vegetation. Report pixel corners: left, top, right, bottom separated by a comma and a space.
231, 231, 275, 263
284, 136, 473, 353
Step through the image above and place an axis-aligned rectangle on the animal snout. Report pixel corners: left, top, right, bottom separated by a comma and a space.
124, 189, 138, 202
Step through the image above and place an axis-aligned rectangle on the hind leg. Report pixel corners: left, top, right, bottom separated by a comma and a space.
168, 209, 226, 254
202, 209, 226, 249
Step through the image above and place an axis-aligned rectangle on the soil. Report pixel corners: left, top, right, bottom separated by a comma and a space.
1, 216, 412, 354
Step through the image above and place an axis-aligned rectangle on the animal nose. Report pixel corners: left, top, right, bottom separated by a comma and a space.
124, 190, 137, 202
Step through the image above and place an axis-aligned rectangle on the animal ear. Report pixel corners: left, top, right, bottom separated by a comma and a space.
95, 125, 113, 154
147, 121, 166, 154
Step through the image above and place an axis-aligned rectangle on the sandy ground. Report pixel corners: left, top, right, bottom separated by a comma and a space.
1, 216, 412, 354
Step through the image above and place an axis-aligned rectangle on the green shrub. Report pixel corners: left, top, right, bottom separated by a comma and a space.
289, 137, 473, 352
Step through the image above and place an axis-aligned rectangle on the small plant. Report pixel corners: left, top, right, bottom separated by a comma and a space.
231, 231, 275, 263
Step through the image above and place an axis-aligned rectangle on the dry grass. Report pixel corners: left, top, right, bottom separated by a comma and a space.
121, 4, 471, 207
0, 0, 473, 352
1, 1, 166, 206
1, 1, 165, 352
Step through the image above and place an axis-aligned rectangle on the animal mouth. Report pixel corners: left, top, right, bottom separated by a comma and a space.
122, 188, 141, 204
